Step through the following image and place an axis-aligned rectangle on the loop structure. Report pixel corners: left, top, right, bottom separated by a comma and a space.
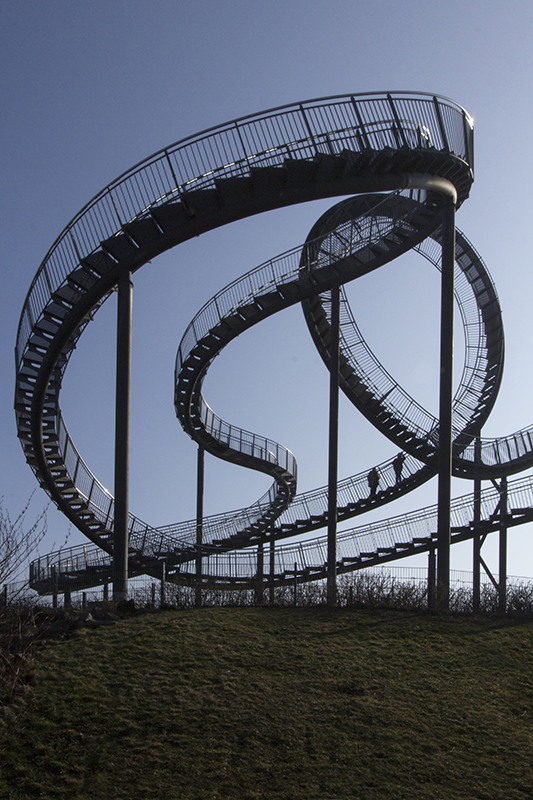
15, 92, 533, 593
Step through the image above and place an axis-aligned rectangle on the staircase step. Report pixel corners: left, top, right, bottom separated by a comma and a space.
34, 318, 59, 337
237, 303, 261, 321
340, 149, 374, 174
123, 217, 164, 250
150, 201, 189, 234
53, 284, 80, 306
214, 176, 252, 209
19, 364, 39, 379
314, 153, 347, 182
284, 158, 317, 187
277, 281, 301, 303
43, 301, 68, 321
254, 291, 282, 311
101, 232, 139, 263
181, 188, 220, 217
80, 251, 116, 276
251, 166, 286, 195
67, 267, 99, 291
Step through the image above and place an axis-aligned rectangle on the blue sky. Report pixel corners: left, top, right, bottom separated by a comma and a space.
2, 0, 533, 579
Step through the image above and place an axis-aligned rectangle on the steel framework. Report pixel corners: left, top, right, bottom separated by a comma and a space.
14, 91, 530, 602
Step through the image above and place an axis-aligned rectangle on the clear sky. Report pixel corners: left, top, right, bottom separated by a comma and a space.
2, 0, 533, 581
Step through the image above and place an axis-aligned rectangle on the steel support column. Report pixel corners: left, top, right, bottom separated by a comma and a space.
472, 480, 482, 612
472, 438, 482, 612
436, 198, 456, 611
113, 269, 133, 601
269, 534, 275, 605
499, 477, 508, 613
428, 545, 436, 613
327, 285, 341, 606
256, 542, 264, 605
195, 445, 204, 608
160, 559, 166, 608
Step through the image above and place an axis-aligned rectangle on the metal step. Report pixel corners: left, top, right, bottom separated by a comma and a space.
101, 232, 139, 263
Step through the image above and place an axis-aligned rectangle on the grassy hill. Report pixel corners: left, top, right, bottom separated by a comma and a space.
1, 606, 533, 799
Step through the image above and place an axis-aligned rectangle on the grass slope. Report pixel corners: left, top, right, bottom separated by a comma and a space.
1, 607, 533, 799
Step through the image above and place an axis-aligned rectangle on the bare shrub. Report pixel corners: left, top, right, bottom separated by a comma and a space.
506, 582, 533, 616
0, 495, 47, 588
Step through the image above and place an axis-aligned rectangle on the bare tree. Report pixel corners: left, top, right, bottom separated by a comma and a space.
0, 494, 47, 586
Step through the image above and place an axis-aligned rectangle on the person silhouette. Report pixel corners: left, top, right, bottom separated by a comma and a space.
367, 467, 380, 497
392, 452, 406, 485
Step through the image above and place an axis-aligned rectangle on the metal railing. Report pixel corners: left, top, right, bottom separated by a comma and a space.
16, 92, 472, 368
17, 92, 479, 584
305, 207, 503, 457
30, 473, 533, 587
173, 473, 533, 580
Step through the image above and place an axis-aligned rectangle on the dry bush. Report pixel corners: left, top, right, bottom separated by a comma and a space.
0, 495, 47, 588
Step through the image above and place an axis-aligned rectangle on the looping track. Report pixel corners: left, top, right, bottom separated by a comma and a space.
15, 92, 533, 593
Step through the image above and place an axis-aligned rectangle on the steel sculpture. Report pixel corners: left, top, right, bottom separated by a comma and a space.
15, 92, 532, 604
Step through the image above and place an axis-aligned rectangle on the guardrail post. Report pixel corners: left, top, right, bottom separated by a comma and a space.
293, 562, 298, 607
195, 445, 204, 608
113, 269, 133, 601
327, 285, 341, 606
103, 582, 109, 602
436, 197, 456, 611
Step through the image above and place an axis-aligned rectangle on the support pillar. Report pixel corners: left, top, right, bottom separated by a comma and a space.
52, 566, 58, 609
472, 437, 482, 612
269, 533, 275, 605
113, 269, 133, 601
472, 468, 482, 614
255, 543, 264, 606
327, 285, 340, 606
195, 445, 204, 608
436, 198, 456, 611
499, 477, 508, 613
428, 545, 436, 613
160, 559, 166, 608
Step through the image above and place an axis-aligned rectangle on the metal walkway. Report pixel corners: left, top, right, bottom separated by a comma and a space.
14, 92, 532, 594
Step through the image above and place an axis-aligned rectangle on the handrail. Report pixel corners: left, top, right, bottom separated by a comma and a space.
16, 93, 472, 367
303, 205, 503, 453
15, 91, 495, 594
30, 472, 532, 586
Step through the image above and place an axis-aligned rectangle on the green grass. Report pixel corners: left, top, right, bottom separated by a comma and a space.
1, 606, 533, 799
